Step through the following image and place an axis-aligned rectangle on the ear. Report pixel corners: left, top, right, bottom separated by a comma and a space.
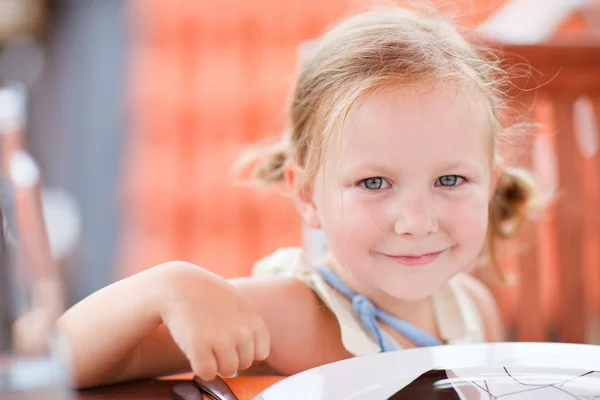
284, 163, 322, 229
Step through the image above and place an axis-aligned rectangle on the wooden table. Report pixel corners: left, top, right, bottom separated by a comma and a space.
76, 379, 181, 399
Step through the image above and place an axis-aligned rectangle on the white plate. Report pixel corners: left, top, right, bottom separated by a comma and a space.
254, 342, 600, 399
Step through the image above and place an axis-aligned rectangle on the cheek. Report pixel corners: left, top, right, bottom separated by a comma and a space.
319, 195, 383, 263
327, 196, 384, 241
442, 191, 489, 251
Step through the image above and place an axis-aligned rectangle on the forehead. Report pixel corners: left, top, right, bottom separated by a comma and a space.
331, 82, 491, 171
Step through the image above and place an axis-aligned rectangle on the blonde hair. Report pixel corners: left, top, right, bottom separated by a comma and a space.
241, 6, 543, 279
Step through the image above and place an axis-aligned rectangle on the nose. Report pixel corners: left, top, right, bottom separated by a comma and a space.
393, 193, 438, 237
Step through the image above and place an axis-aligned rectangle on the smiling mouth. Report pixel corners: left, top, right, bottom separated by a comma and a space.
383, 250, 445, 267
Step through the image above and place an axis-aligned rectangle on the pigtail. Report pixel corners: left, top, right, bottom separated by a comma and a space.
486, 167, 544, 281
253, 141, 289, 183
234, 132, 292, 185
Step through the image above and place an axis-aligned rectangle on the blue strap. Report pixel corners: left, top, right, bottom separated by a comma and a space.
316, 265, 443, 350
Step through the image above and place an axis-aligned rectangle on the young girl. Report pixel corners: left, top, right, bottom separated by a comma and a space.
58, 5, 541, 389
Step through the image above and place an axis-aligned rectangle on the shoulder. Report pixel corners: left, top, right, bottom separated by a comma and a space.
251, 247, 312, 279
453, 273, 505, 342
231, 275, 350, 375
231, 275, 323, 332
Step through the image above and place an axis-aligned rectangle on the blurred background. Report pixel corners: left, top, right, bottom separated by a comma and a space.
0, 0, 599, 345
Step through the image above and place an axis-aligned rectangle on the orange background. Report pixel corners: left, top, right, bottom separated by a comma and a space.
117, 1, 596, 342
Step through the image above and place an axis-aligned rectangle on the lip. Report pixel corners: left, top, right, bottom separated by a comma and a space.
383, 250, 445, 267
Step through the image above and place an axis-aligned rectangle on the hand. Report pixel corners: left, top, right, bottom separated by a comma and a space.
157, 262, 271, 381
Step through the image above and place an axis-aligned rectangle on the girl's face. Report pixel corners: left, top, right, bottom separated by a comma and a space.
303, 83, 494, 300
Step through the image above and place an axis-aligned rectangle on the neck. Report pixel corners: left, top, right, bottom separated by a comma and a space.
320, 253, 435, 327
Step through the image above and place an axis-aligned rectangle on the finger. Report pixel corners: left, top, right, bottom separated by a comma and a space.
236, 330, 255, 371
189, 345, 218, 381
213, 338, 239, 378
253, 320, 271, 361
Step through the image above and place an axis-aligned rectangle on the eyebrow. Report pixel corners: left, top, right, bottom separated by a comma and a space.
345, 162, 395, 175
437, 160, 482, 171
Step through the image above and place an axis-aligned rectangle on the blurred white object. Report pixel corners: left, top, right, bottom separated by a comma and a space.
574, 96, 599, 159
477, 0, 591, 44
40, 188, 81, 260
9, 150, 39, 189
0, 82, 26, 129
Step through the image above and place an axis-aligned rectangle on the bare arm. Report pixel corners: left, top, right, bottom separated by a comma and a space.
57, 263, 186, 388
58, 262, 270, 388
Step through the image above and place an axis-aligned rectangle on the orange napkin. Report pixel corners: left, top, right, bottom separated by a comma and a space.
224, 376, 285, 400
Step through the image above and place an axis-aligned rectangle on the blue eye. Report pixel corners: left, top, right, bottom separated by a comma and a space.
359, 177, 390, 190
435, 175, 464, 187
